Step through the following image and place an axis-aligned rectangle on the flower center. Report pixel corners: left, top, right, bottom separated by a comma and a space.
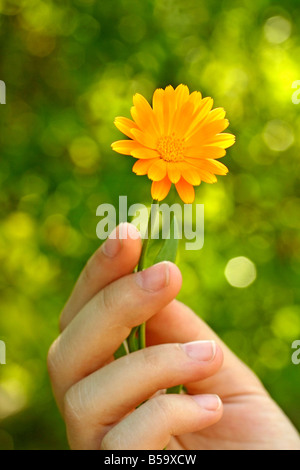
157, 134, 184, 162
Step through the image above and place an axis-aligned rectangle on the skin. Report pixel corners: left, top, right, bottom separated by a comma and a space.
48, 223, 300, 450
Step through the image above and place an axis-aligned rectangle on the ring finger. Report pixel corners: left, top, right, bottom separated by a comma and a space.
64, 340, 223, 449
101, 393, 223, 450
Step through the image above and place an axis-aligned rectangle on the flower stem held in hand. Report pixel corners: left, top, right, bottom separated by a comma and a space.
127, 201, 183, 395
128, 200, 157, 352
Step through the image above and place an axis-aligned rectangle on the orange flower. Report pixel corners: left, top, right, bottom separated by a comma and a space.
112, 84, 235, 203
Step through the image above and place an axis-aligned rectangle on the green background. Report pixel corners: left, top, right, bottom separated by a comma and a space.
0, 0, 300, 450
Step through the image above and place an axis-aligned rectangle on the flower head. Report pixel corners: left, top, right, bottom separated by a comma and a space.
112, 85, 235, 203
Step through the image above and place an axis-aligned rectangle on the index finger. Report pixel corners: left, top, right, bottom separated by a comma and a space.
60, 223, 142, 331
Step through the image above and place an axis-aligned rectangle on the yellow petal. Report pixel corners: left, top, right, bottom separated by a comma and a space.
206, 133, 236, 149
131, 148, 160, 159
175, 84, 190, 109
184, 146, 226, 159
207, 159, 229, 175
172, 99, 196, 138
205, 108, 226, 124
197, 169, 218, 184
167, 162, 181, 184
184, 97, 214, 140
132, 159, 155, 175
111, 140, 143, 155
177, 163, 201, 185
163, 85, 176, 135
202, 119, 230, 136
185, 158, 229, 175
175, 178, 195, 204
185, 159, 219, 183
114, 117, 139, 139
151, 176, 172, 201
185, 121, 230, 151
131, 128, 158, 150
148, 159, 167, 181
152, 88, 165, 135
189, 91, 203, 110
131, 93, 160, 137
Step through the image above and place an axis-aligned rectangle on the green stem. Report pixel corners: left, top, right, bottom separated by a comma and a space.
166, 384, 183, 394
139, 322, 146, 349
138, 200, 157, 349
128, 327, 139, 352
137, 199, 156, 271
128, 200, 158, 353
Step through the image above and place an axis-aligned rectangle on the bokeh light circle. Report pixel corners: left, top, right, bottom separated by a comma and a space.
263, 120, 294, 152
264, 16, 292, 44
225, 257, 257, 288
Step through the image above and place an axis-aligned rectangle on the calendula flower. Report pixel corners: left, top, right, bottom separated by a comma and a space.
112, 84, 235, 203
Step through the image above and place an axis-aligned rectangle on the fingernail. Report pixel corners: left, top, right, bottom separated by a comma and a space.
102, 228, 122, 258
192, 394, 222, 411
119, 223, 141, 241
181, 341, 217, 362
126, 223, 142, 241
136, 262, 170, 292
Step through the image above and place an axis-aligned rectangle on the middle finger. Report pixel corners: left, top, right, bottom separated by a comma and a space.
48, 261, 182, 407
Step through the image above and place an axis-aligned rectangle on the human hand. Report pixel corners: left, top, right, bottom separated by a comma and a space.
48, 224, 300, 450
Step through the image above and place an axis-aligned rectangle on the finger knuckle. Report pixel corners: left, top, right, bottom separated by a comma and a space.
100, 433, 113, 450
63, 386, 83, 425
150, 395, 173, 424
101, 284, 115, 312
171, 342, 184, 356
82, 258, 94, 285
101, 428, 124, 450
59, 311, 69, 332
140, 343, 182, 371
139, 346, 162, 371
47, 339, 61, 381
82, 247, 103, 286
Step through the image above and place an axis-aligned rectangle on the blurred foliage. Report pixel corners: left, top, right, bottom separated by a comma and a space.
0, 0, 300, 450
